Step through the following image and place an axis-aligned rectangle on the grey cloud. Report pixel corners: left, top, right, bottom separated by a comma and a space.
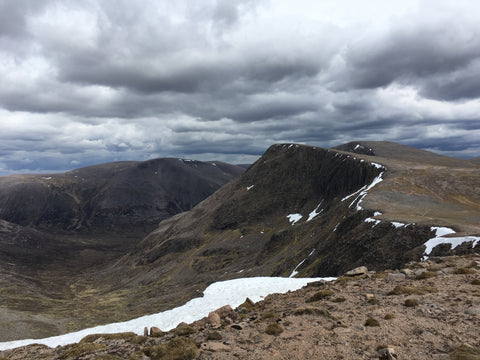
333, 19, 480, 101
419, 60, 480, 101
0, 0, 48, 38
0, 1, 479, 176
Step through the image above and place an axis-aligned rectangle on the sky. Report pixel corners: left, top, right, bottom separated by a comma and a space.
1, 0, 480, 175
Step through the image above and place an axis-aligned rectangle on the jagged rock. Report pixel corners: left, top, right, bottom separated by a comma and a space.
387, 272, 406, 281
150, 326, 163, 337
378, 347, 398, 359
206, 311, 221, 328
215, 305, 238, 321
414, 269, 427, 276
244, 297, 255, 306
345, 266, 368, 276
400, 268, 414, 277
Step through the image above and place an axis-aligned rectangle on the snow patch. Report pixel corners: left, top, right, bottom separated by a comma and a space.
354, 144, 360, 150
246, 185, 254, 191
346, 169, 385, 210
364, 211, 382, 227
423, 227, 480, 260
391, 222, 405, 228
431, 226, 456, 237
365, 217, 381, 227
307, 202, 323, 221
333, 222, 341, 232
289, 249, 321, 278
287, 213, 303, 225
0, 277, 334, 351
423, 237, 480, 260
371, 162, 384, 169
289, 258, 307, 278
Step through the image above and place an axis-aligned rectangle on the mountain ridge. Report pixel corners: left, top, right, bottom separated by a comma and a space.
0, 141, 479, 343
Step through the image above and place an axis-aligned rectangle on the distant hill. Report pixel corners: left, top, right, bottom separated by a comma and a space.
0, 158, 244, 234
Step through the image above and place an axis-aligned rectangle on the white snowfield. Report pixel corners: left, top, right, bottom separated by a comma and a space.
0, 276, 334, 351
423, 227, 480, 260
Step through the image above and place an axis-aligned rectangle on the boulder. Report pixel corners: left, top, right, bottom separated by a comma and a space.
387, 272, 406, 281
345, 266, 368, 276
150, 326, 164, 337
378, 347, 398, 359
215, 305, 238, 321
206, 311, 221, 328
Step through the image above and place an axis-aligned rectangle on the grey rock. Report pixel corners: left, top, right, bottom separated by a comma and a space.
378, 347, 398, 359
387, 272, 406, 281
345, 266, 368, 276
414, 269, 427, 276
465, 307, 480, 315
400, 268, 414, 277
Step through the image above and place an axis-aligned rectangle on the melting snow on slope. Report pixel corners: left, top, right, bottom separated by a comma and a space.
289, 249, 320, 278
287, 213, 303, 225
364, 211, 382, 227
342, 169, 385, 210
0, 277, 334, 351
431, 226, 456, 237
423, 227, 480, 260
307, 202, 323, 221
341, 163, 385, 210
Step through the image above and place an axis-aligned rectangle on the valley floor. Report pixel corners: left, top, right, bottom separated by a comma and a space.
1, 254, 479, 359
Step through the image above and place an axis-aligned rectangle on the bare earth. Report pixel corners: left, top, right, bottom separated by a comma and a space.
1, 254, 479, 360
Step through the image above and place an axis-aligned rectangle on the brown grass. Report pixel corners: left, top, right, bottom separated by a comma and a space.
405, 299, 419, 307
306, 289, 334, 302
294, 307, 332, 318
449, 344, 480, 360
455, 268, 477, 275
415, 271, 438, 280
173, 325, 196, 336
388, 286, 437, 295
143, 337, 197, 360
364, 317, 380, 327
265, 323, 284, 336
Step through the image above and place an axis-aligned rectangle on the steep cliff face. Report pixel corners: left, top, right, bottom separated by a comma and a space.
128, 142, 480, 296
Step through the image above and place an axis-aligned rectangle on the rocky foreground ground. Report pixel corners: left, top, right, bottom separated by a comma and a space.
1, 254, 480, 360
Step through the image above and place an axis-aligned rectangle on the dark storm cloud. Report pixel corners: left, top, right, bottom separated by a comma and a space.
1, 0, 480, 176
333, 19, 480, 101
